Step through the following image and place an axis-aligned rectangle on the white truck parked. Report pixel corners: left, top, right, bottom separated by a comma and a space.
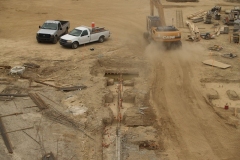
59, 25, 110, 49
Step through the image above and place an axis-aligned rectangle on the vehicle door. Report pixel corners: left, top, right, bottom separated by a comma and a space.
79, 30, 90, 44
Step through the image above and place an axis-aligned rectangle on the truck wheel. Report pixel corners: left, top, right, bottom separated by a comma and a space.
53, 36, 58, 44
37, 40, 41, 43
72, 42, 79, 49
98, 36, 104, 43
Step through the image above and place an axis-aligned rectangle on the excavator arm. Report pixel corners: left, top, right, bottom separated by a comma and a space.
150, 0, 166, 26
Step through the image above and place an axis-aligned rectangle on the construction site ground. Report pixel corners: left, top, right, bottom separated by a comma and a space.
0, 0, 240, 160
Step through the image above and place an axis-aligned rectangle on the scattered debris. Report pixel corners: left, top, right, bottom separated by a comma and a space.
208, 45, 223, 51
0, 94, 28, 97
202, 59, 231, 69
221, 53, 237, 59
200, 32, 215, 40
0, 112, 23, 118
224, 103, 229, 110
0, 65, 11, 69
58, 85, 87, 92
9, 66, 25, 75
67, 106, 88, 116
42, 152, 55, 160
23, 62, 40, 69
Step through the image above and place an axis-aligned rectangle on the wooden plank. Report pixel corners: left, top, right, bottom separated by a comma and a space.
202, 59, 231, 69
0, 117, 13, 153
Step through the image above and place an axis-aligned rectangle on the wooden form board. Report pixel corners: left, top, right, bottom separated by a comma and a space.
202, 59, 231, 69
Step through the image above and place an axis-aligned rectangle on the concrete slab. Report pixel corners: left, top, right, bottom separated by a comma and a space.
202, 59, 231, 69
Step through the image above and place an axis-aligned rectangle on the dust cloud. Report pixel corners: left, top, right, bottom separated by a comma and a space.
144, 41, 205, 63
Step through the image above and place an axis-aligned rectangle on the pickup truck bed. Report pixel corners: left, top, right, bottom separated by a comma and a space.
55, 20, 69, 26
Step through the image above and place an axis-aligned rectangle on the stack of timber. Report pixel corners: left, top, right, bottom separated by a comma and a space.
187, 10, 207, 23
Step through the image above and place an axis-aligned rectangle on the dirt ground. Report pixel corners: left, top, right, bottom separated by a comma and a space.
0, 0, 240, 160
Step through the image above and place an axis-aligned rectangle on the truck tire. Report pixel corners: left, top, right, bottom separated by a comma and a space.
53, 36, 58, 44
72, 42, 79, 49
98, 36, 104, 43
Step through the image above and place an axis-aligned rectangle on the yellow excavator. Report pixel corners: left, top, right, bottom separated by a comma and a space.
144, 0, 182, 49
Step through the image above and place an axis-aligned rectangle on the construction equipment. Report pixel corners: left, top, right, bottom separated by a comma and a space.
143, 0, 182, 49
223, 10, 240, 25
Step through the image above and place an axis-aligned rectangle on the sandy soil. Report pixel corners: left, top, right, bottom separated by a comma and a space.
0, 0, 240, 160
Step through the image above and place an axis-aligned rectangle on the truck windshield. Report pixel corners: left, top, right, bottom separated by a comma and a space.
41, 23, 58, 30
69, 29, 82, 36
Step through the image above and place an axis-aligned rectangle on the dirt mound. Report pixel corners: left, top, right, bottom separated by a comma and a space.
226, 90, 240, 100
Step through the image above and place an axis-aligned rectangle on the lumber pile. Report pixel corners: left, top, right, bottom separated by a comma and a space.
187, 10, 207, 20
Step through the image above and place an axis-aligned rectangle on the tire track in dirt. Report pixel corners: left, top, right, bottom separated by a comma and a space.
149, 48, 240, 159
177, 53, 240, 159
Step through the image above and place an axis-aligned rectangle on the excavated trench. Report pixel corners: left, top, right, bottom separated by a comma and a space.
90, 58, 161, 160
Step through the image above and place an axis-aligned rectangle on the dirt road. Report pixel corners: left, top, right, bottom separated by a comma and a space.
0, 0, 240, 160
149, 46, 240, 159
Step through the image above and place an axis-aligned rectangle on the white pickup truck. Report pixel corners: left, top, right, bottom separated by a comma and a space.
59, 26, 110, 49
